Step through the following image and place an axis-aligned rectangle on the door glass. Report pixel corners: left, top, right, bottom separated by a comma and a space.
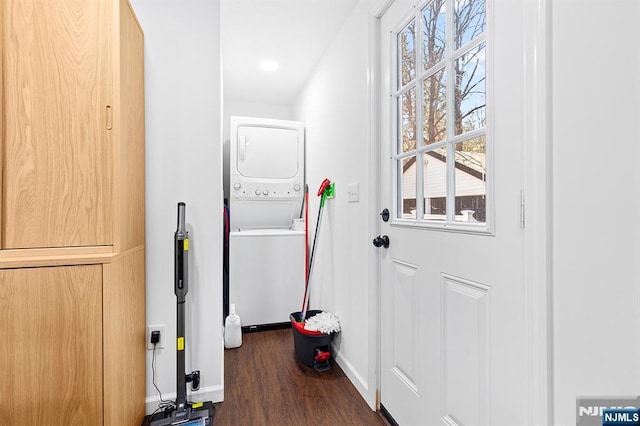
454, 136, 486, 223
423, 146, 447, 220
399, 157, 417, 219
399, 20, 416, 87
391, 0, 487, 229
400, 88, 417, 153
454, 42, 486, 135
423, 0, 446, 70
455, 0, 486, 50
422, 67, 446, 146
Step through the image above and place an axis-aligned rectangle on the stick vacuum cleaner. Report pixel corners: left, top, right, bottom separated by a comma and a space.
148, 202, 214, 425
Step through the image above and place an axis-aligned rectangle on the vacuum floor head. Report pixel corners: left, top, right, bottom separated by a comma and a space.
145, 402, 214, 426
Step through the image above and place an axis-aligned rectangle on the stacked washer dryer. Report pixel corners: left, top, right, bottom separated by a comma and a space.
228, 116, 305, 328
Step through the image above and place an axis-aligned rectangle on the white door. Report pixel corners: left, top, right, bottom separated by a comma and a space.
379, 0, 527, 424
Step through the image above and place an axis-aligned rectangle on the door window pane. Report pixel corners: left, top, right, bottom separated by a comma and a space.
423, 0, 446, 70
423, 147, 447, 220
422, 67, 446, 146
400, 88, 417, 153
454, 136, 486, 222
392, 0, 487, 229
454, 42, 485, 135
399, 20, 416, 87
400, 157, 417, 219
455, 0, 485, 49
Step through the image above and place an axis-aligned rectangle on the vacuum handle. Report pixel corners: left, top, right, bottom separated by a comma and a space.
175, 202, 189, 301
177, 202, 186, 233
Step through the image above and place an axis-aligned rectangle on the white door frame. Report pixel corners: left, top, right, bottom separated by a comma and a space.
364, 0, 390, 410
365, 0, 553, 422
521, 0, 553, 423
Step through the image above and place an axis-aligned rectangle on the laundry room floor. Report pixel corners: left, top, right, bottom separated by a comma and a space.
214, 328, 390, 425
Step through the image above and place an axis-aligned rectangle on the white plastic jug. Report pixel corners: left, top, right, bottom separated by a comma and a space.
224, 304, 242, 349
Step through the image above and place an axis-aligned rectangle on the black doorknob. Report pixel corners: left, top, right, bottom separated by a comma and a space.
372, 235, 390, 248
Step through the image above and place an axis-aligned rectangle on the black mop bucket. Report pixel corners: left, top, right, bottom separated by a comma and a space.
290, 310, 333, 372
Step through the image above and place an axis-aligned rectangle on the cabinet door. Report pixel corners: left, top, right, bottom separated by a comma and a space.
0, 265, 103, 425
2, 0, 113, 249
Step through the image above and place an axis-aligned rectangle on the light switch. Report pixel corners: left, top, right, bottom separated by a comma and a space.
347, 182, 359, 203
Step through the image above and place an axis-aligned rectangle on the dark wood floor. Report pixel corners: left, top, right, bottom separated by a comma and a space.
214, 328, 389, 425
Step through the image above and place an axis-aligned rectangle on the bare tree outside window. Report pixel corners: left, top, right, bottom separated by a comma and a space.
396, 0, 487, 223
399, 21, 417, 153
423, 0, 446, 70
453, 0, 485, 154
454, 43, 485, 138
422, 0, 447, 147
455, 0, 485, 49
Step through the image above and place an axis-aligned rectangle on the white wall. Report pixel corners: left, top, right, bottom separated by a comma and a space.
223, 100, 293, 135
128, 0, 224, 412
552, 1, 640, 424
292, 0, 377, 408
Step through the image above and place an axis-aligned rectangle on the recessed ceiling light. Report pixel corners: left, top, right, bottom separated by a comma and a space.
259, 60, 279, 72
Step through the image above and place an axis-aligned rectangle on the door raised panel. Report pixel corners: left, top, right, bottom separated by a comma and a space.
0, 265, 103, 425
391, 259, 419, 394
381, 257, 425, 424
442, 274, 490, 426
2, 0, 113, 249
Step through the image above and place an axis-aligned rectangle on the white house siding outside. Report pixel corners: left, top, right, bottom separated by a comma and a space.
402, 150, 485, 221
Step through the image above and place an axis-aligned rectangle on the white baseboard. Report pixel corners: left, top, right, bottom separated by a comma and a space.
333, 349, 376, 410
145, 385, 224, 415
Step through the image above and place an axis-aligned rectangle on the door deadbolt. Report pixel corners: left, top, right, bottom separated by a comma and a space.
380, 208, 389, 222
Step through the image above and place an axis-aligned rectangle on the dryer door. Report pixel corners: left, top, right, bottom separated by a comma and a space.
236, 126, 299, 179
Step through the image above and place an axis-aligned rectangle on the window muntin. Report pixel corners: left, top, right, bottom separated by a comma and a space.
394, 0, 487, 228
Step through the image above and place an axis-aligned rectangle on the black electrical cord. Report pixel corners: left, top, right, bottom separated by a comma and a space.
152, 343, 175, 412
145, 341, 216, 425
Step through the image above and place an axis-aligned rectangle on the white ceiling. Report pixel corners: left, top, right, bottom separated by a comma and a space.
221, 0, 360, 106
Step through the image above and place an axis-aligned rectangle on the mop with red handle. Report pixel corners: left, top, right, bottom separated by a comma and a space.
304, 184, 309, 293
300, 178, 331, 321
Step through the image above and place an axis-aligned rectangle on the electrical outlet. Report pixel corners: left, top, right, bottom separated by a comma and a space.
147, 324, 165, 350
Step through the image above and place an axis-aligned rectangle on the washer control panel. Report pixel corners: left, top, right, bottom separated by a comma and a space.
231, 181, 303, 201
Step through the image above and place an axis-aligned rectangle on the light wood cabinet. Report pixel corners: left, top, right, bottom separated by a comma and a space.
103, 247, 147, 426
0, 265, 103, 425
0, 0, 146, 425
2, 0, 113, 249
1, 0, 144, 252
